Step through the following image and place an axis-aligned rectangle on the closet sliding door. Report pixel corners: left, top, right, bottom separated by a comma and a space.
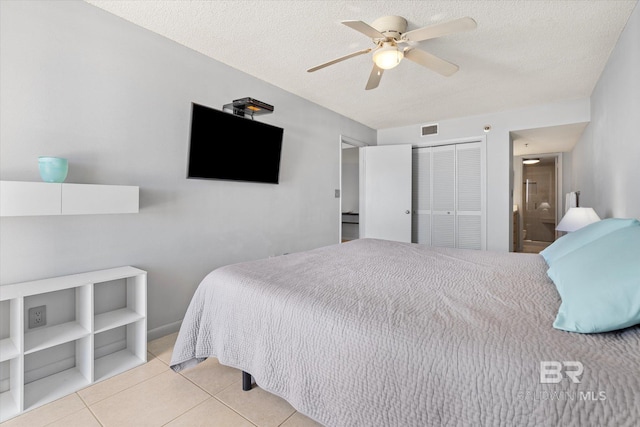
431, 145, 456, 247
456, 142, 485, 249
411, 148, 431, 244
411, 140, 486, 249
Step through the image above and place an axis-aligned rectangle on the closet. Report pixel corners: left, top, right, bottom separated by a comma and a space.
412, 140, 486, 249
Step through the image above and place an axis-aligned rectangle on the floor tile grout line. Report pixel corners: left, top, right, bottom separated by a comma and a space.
177, 369, 218, 397
81, 397, 106, 427
157, 393, 212, 427
87, 369, 207, 427
145, 341, 261, 427
210, 381, 261, 427
174, 361, 297, 427
148, 354, 171, 366
76, 364, 170, 407
157, 395, 255, 427
165, 343, 273, 427
40, 402, 97, 427
212, 394, 259, 427
2, 394, 88, 427
278, 410, 298, 427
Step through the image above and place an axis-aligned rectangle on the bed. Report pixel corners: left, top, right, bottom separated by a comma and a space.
170, 231, 640, 426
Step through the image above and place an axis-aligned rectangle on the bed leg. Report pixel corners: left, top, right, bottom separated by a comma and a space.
242, 371, 252, 391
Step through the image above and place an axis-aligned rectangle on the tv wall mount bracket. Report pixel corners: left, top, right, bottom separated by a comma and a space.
223, 97, 274, 118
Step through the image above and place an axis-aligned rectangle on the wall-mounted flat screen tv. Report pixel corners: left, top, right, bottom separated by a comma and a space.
187, 102, 284, 184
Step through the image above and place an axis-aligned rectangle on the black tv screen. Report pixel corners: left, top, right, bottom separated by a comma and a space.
187, 103, 284, 184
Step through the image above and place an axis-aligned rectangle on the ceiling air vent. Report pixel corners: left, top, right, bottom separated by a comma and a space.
421, 123, 438, 136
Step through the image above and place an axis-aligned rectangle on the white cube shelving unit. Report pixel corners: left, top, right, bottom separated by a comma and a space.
0, 267, 146, 422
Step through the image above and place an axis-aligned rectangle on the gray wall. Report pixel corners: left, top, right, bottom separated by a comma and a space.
570, 3, 640, 219
0, 1, 375, 338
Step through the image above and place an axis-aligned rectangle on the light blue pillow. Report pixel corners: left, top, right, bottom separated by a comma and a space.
540, 218, 639, 266
549, 225, 640, 333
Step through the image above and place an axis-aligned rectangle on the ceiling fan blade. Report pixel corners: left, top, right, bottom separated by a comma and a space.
307, 48, 372, 73
404, 48, 459, 76
365, 64, 384, 90
402, 17, 477, 42
342, 20, 386, 40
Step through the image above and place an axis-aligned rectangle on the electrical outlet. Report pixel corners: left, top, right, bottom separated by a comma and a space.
28, 305, 47, 329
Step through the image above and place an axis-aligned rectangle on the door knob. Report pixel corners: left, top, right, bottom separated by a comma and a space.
405, 210, 410, 214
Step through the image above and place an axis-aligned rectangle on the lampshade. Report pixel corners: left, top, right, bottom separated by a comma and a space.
523, 158, 540, 165
556, 207, 601, 232
373, 44, 403, 70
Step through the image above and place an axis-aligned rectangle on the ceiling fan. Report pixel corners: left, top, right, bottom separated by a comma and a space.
307, 15, 477, 90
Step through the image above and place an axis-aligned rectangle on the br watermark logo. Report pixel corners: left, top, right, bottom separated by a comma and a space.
517, 361, 607, 401
540, 361, 583, 384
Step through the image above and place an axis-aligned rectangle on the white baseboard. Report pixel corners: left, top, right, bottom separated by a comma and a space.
147, 320, 182, 342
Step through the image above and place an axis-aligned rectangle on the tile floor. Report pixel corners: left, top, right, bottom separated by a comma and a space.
1, 332, 323, 427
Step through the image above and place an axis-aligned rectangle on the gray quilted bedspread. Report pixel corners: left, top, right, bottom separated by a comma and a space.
170, 238, 640, 426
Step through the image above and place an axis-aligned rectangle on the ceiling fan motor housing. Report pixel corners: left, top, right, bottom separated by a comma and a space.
371, 15, 408, 40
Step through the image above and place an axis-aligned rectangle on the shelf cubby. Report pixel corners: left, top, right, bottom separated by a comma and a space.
0, 299, 22, 363
0, 266, 146, 421
23, 338, 92, 411
0, 358, 22, 422
23, 285, 92, 354
0, 340, 20, 363
94, 274, 145, 334
94, 320, 146, 383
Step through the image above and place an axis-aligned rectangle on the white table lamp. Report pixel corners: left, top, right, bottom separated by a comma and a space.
556, 207, 601, 232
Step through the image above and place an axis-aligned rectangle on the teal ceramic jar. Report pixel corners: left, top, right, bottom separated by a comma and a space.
38, 157, 68, 183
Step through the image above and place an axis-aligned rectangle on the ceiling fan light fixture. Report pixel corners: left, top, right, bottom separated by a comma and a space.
523, 158, 541, 165
373, 44, 403, 70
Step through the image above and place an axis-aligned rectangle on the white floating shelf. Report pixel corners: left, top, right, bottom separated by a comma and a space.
0, 181, 138, 217
0, 181, 60, 216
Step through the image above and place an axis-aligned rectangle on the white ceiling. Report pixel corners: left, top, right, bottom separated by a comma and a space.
84, 1, 636, 143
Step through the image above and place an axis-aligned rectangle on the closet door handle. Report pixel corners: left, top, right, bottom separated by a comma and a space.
405, 210, 410, 214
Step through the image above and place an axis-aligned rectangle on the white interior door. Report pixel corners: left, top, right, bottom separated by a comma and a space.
359, 144, 412, 242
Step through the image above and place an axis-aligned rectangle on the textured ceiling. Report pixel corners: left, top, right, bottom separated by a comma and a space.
512, 122, 589, 156
84, 0, 637, 133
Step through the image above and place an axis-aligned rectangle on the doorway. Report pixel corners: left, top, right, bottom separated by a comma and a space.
513, 153, 563, 253
341, 146, 359, 242
339, 136, 368, 243
521, 157, 557, 253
